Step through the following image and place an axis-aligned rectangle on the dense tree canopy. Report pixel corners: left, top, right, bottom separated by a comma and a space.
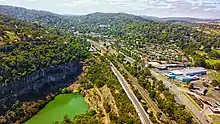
0, 14, 90, 84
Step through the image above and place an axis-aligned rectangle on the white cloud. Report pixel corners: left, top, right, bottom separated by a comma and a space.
26, 0, 38, 2
1, 0, 220, 18
59, 0, 99, 7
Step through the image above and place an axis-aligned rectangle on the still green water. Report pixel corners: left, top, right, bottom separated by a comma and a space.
26, 93, 88, 124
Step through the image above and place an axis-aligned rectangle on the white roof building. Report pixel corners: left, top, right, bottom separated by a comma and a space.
170, 67, 207, 76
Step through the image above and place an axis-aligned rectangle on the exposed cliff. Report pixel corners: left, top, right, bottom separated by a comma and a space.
0, 61, 82, 114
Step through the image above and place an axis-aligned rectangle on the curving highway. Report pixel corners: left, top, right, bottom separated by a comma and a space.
110, 62, 152, 124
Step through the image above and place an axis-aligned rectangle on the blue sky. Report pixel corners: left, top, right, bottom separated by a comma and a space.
0, 0, 220, 19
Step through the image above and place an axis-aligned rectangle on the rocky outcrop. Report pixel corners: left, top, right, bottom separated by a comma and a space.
0, 61, 82, 114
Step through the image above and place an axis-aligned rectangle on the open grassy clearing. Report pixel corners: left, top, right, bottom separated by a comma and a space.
206, 60, 220, 65
206, 69, 220, 81
4, 31, 19, 40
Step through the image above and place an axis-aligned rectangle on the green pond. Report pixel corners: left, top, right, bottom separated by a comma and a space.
26, 93, 88, 124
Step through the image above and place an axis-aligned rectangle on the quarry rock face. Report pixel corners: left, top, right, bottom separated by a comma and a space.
0, 61, 82, 114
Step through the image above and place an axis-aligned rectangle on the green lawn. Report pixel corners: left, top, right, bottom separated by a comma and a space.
206, 60, 220, 65
26, 93, 88, 124
4, 31, 19, 40
216, 50, 220, 54
199, 45, 204, 51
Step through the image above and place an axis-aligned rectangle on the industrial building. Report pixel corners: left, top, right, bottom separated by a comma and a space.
170, 67, 207, 76
165, 67, 207, 82
147, 62, 184, 70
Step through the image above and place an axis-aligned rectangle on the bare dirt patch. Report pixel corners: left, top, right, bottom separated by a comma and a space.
67, 84, 81, 91
0, 41, 5, 46
100, 85, 119, 116
82, 84, 119, 124
83, 87, 110, 124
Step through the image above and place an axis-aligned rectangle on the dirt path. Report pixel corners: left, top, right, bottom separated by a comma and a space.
94, 86, 110, 124
86, 79, 110, 124
100, 85, 119, 116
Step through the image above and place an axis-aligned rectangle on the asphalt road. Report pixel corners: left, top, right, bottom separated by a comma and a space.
119, 47, 208, 124
117, 62, 173, 124
110, 62, 152, 124
90, 39, 209, 124
151, 70, 209, 124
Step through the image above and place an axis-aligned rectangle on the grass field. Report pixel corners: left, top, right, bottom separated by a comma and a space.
26, 93, 88, 124
206, 60, 220, 65
4, 31, 19, 41
207, 69, 220, 81
217, 74, 220, 81
199, 45, 205, 51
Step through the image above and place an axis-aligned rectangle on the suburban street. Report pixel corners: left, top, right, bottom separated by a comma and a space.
110, 62, 152, 124
150, 70, 209, 124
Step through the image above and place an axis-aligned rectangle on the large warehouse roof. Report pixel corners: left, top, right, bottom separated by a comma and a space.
170, 67, 206, 76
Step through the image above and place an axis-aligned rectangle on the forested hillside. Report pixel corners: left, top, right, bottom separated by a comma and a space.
1, 5, 219, 69
0, 5, 73, 29
0, 4, 219, 123
0, 5, 150, 32
0, 14, 90, 84
0, 14, 63, 45
0, 14, 90, 123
